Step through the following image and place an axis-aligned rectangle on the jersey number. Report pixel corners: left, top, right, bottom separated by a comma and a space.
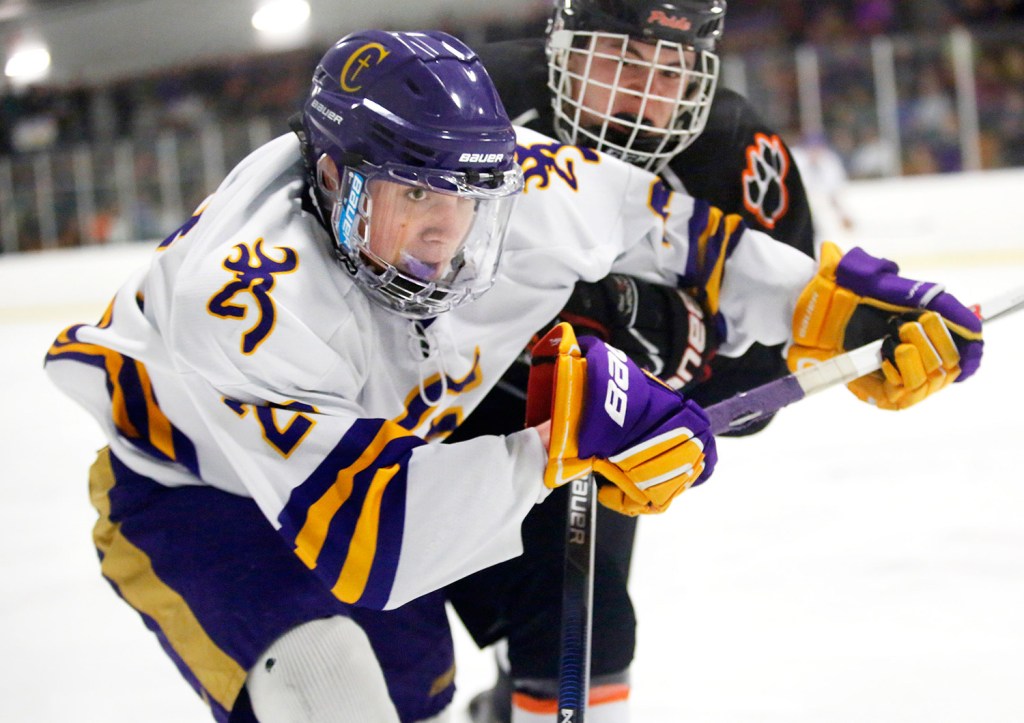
225, 398, 317, 458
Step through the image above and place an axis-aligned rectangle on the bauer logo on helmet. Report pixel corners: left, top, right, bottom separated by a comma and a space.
458, 153, 506, 164
311, 99, 343, 125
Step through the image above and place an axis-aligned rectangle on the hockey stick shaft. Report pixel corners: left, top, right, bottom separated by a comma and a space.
707, 284, 1024, 435
971, 284, 1024, 323
557, 472, 597, 722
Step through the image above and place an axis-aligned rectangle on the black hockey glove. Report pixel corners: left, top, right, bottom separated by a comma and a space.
554, 275, 718, 394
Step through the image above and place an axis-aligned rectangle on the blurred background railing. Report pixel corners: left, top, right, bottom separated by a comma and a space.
1, 1, 1022, 253
725, 25, 1024, 178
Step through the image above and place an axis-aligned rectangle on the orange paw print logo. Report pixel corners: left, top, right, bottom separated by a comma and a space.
741, 133, 790, 230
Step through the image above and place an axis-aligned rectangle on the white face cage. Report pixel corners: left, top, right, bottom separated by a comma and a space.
325, 160, 523, 320
547, 29, 719, 174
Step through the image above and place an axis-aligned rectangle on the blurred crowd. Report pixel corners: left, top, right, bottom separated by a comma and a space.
1, 48, 319, 155
0, 10, 546, 158
729, 0, 1024, 176
727, 0, 1024, 47
1, 0, 1022, 252
2, 2, 1022, 165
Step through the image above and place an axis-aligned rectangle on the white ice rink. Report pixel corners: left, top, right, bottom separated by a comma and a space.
2, 211, 1023, 721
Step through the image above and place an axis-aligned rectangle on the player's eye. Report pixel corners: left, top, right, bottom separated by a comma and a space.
407, 187, 429, 201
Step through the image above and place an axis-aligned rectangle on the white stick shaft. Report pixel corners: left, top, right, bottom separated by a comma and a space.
974, 284, 1024, 323
707, 283, 1024, 433
793, 340, 886, 396
796, 282, 1024, 397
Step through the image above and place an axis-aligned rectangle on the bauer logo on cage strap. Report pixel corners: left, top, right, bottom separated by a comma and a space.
337, 172, 365, 247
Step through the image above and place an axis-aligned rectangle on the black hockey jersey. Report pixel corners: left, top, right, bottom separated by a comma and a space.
477, 38, 815, 253
473, 37, 816, 416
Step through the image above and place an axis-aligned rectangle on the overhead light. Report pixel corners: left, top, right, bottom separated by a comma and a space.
5, 44, 51, 85
252, 0, 311, 34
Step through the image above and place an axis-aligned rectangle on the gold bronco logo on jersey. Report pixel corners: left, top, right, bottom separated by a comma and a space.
341, 42, 391, 92
208, 239, 298, 355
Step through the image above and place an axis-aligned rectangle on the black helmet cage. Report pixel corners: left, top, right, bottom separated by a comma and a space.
546, 0, 725, 173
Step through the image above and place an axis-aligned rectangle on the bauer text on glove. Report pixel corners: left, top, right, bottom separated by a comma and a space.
526, 322, 717, 515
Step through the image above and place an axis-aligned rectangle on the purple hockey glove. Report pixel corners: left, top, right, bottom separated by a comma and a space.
577, 336, 717, 515
526, 323, 716, 515
789, 242, 983, 410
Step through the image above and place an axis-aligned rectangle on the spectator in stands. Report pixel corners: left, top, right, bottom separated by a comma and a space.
849, 128, 900, 177
853, 0, 897, 34
790, 130, 856, 243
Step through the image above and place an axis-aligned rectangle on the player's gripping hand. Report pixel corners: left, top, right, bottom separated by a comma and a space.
526, 323, 716, 516
788, 242, 983, 410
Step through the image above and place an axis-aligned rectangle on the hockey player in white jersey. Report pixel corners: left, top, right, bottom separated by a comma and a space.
45, 29, 983, 723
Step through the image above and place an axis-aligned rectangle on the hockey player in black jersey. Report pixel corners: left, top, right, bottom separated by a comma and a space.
447, 1, 818, 721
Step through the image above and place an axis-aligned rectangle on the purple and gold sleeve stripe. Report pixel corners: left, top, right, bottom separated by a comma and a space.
681, 199, 748, 315
45, 321, 199, 476
277, 419, 425, 609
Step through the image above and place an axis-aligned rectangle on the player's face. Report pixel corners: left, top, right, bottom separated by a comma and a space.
569, 36, 696, 132
367, 179, 476, 281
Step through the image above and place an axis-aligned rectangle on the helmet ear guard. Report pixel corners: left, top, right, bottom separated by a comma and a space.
315, 153, 341, 194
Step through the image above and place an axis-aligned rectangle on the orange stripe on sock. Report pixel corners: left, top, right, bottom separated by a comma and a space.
512, 692, 558, 714
590, 682, 631, 706
511, 683, 631, 714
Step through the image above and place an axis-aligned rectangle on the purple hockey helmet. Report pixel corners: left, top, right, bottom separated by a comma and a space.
302, 30, 524, 319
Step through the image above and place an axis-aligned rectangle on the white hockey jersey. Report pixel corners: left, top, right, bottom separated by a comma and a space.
46, 126, 814, 610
